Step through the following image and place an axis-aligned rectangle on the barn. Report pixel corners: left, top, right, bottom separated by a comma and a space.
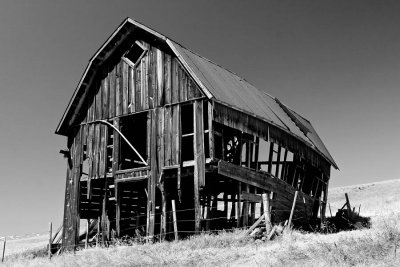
55, 18, 338, 249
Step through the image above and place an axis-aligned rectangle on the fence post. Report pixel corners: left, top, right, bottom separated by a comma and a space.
262, 193, 272, 233
171, 199, 178, 241
2, 237, 6, 262
85, 219, 90, 249
288, 190, 298, 230
345, 193, 352, 219
48, 222, 52, 260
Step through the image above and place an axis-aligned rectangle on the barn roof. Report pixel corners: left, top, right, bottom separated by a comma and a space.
56, 18, 338, 170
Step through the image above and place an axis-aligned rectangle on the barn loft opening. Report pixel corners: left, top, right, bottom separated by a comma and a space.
119, 112, 148, 169
181, 103, 194, 162
122, 41, 147, 67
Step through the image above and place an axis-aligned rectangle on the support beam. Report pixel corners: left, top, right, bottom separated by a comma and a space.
147, 110, 157, 240
193, 100, 205, 233
236, 182, 242, 227
262, 193, 272, 233
62, 128, 82, 251
243, 184, 249, 227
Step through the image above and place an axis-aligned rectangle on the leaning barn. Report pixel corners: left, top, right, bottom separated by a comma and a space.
56, 18, 337, 249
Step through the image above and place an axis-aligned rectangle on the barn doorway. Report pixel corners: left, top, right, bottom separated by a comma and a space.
116, 179, 148, 237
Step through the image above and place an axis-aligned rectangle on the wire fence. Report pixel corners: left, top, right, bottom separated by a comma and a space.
0, 201, 349, 243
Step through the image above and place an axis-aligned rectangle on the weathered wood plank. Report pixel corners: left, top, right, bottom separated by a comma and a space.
236, 182, 242, 227
147, 110, 157, 238
164, 53, 171, 104
262, 193, 272, 232
158, 108, 165, 170
102, 73, 109, 119
128, 66, 135, 113
142, 47, 149, 110
188, 78, 195, 100
241, 190, 262, 203
87, 124, 94, 197
147, 47, 154, 109
115, 62, 122, 116
164, 107, 172, 166
208, 101, 214, 159
217, 160, 314, 206
95, 81, 102, 120
268, 142, 274, 174
156, 49, 164, 106
135, 61, 142, 111
112, 119, 120, 176
115, 182, 120, 236
275, 145, 281, 178
94, 124, 100, 178
193, 100, 205, 233
243, 184, 249, 226
109, 66, 116, 118
122, 61, 129, 115
171, 58, 179, 103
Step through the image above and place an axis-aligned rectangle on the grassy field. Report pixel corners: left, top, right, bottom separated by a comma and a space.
2, 179, 400, 266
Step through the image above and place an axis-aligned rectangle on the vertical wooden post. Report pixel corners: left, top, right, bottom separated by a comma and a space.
62, 128, 82, 251
243, 184, 249, 227
85, 219, 90, 249
321, 175, 329, 221
223, 192, 228, 219
1, 237, 5, 263
115, 183, 120, 237
236, 182, 242, 227
160, 189, 167, 241
275, 145, 281, 178
262, 193, 272, 233
288, 191, 298, 230
345, 193, 352, 219
48, 222, 52, 260
250, 186, 256, 224
193, 100, 205, 233
328, 203, 332, 217
267, 142, 274, 174
230, 194, 236, 221
171, 200, 178, 241
208, 101, 214, 160
281, 149, 288, 182
205, 195, 211, 231
147, 110, 157, 240
96, 217, 100, 247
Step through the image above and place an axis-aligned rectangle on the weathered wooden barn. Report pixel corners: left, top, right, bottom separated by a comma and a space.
56, 18, 338, 249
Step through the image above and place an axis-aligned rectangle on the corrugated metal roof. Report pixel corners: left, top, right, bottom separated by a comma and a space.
168, 40, 338, 169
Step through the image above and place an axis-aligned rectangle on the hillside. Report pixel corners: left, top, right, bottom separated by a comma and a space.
2, 179, 400, 266
327, 179, 400, 217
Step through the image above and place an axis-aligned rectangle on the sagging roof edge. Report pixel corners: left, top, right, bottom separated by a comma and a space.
212, 99, 338, 170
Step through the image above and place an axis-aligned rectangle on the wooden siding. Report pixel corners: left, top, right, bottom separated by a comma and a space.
81, 41, 204, 126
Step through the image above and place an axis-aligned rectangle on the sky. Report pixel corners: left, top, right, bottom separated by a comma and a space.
0, 0, 399, 236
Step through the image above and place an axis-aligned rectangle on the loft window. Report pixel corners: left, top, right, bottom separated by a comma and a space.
181, 103, 194, 161
224, 127, 241, 165
122, 41, 147, 67
119, 112, 148, 169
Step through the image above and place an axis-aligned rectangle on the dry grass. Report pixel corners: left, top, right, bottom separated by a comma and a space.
5, 218, 400, 267
3, 179, 400, 266
327, 179, 400, 217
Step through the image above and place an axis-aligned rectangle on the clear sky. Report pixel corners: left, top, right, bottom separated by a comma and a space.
0, 0, 399, 236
